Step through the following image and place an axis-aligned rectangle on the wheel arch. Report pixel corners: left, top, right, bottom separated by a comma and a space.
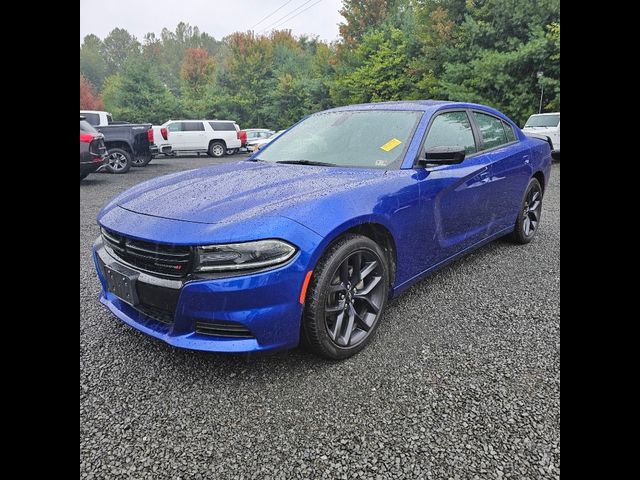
104, 141, 132, 153
208, 138, 228, 149
310, 218, 398, 292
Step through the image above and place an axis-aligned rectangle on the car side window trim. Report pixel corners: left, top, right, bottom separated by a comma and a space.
412, 108, 481, 167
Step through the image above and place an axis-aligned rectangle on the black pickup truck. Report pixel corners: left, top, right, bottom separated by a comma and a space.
80, 110, 154, 174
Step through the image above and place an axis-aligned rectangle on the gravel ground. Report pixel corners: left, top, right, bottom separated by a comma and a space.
80, 155, 560, 479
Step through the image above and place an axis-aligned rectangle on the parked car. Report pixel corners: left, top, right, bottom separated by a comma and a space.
250, 129, 286, 152
522, 112, 560, 152
80, 117, 107, 181
245, 128, 275, 149
80, 110, 155, 173
93, 100, 551, 359
159, 120, 242, 158
236, 126, 247, 154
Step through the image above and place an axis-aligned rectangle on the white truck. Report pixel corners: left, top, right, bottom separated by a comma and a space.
156, 119, 242, 158
80, 110, 113, 127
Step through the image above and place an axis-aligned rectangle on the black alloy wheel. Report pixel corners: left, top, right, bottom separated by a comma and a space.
302, 234, 389, 359
512, 177, 542, 244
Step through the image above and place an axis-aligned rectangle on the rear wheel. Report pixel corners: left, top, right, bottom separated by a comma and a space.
302, 234, 389, 360
105, 148, 132, 174
511, 177, 543, 244
208, 142, 225, 158
132, 153, 152, 167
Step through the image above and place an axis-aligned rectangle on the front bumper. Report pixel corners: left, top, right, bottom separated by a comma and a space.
93, 237, 308, 353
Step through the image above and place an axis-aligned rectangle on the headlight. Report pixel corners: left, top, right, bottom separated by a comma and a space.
195, 239, 296, 272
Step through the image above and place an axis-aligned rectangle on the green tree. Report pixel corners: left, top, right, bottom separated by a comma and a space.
435, 0, 560, 124
339, 0, 394, 46
80, 34, 107, 90
180, 48, 216, 118
332, 26, 418, 105
102, 56, 179, 124
102, 28, 141, 76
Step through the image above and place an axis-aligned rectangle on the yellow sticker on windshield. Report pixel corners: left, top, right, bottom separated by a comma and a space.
380, 138, 402, 152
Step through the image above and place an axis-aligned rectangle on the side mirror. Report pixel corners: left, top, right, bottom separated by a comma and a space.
551, 150, 560, 161
417, 146, 466, 167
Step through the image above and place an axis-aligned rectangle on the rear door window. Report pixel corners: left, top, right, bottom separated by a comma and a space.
184, 122, 205, 132
502, 121, 517, 142
208, 122, 236, 131
473, 112, 508, 150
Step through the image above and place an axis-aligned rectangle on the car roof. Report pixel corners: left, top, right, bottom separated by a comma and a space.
324, 100, 455, 113
320, 100, 517, 124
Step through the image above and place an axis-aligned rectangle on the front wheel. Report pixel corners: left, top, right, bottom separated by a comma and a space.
302, 234, 389, 360
208, 142, 226, 158
105, 148, 132, 174
511, 177, 543, 244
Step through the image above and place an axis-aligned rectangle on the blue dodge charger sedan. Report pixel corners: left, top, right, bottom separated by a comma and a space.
93, 101, 552, 359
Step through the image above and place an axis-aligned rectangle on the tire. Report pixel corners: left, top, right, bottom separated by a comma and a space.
132, 153, 152, 167
226, 148, 238, 156
511, 177, 543, 244
302, 234, 390, 360
105, 148, 132, 174
208, 141, 226, 158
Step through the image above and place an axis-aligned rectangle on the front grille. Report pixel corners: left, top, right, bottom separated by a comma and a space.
102, 228, 193, 278
195, 320, 253, 338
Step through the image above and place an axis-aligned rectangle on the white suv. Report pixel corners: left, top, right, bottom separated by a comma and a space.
522, 112, 560, 152
161, 120, 242, 157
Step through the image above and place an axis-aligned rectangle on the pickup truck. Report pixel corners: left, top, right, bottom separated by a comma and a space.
80, 110, 155, 173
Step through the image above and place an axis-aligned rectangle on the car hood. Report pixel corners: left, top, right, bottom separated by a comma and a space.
113, 160, 385, 225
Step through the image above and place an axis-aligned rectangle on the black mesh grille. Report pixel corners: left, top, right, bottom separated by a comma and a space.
102, 228, 193, 278
195, 321, 253, 338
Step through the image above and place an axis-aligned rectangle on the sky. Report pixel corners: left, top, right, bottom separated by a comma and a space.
80, 0, 345, 43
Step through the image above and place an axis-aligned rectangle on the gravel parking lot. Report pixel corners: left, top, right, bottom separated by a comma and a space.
80, 155, 560, 479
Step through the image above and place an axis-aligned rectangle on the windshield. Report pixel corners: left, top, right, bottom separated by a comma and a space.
525, 114, 559, 128
80, 119, 98, 133
255, 110, 423, 169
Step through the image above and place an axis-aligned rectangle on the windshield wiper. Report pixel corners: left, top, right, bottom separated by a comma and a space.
275, 160, 337, 166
